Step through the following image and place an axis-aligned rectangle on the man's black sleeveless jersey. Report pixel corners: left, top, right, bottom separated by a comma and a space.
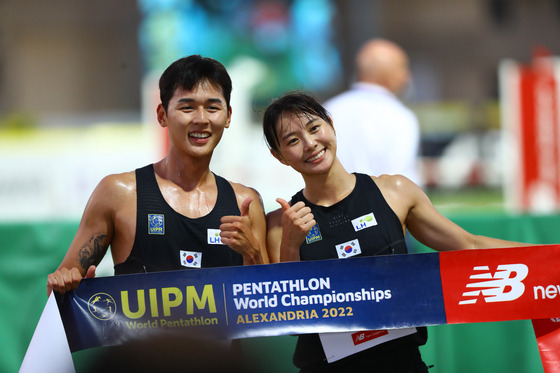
114, 164, 242, 275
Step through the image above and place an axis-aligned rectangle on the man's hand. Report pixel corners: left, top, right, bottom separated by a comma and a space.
220, 197, 262, 264
47, 265, 96, 296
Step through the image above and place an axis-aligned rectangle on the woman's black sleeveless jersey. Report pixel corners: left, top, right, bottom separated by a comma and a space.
291, 173, 427, 370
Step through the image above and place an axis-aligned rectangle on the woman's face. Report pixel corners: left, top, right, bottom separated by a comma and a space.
273, 111, 337, 175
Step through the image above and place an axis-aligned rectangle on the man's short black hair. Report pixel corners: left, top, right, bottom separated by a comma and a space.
159, 55, 232, 111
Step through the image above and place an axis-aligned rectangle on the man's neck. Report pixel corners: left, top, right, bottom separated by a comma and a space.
153, 154, 214, 192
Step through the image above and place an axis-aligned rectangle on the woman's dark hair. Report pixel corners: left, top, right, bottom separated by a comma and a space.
159, 55, 232, 111
262, 91, 333, 153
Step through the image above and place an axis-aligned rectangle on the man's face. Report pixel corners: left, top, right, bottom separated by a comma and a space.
158, 81, 232, 159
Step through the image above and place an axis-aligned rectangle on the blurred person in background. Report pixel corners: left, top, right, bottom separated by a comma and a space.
263, 91, 535, 373
324, 38, 421, 185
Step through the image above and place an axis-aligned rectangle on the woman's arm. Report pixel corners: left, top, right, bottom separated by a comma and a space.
378, 175, 531, 252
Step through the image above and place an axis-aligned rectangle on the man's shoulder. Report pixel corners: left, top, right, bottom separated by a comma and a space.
101, 169, 136, 183
222, 178, 265, 215
83, 170, 137, 216
97, 170, 137, 196
226, 179, 260, 199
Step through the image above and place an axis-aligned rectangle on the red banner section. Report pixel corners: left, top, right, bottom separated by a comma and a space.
441, 244, 560, 373
533, 318, 560, 373
440, 245, 560, 324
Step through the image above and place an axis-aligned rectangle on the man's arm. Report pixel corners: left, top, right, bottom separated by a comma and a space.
46, 174, 123, 295
265, 209, 283, 263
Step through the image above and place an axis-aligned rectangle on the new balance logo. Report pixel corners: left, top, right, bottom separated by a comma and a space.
459, 264, 529, 305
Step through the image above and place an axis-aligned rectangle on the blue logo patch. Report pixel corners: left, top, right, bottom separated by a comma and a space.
306, 224, 322, 244
148, 214, 165, 235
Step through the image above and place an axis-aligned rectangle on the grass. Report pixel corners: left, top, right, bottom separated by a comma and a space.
425, 186, 505, 215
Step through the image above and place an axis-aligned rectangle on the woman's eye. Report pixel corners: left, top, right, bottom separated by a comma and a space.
287, 138, 298, 145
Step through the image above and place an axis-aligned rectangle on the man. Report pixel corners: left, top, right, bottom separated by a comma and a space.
47, 55, 268, 295
324, 38, 421, 185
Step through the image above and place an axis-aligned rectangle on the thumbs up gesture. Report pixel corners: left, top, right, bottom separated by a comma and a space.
220, 197, 263, 264
276, 198, 316, 249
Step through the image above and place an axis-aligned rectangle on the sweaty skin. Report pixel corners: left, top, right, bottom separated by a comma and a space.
47, 81, 268, 296
265, 110, 531, 264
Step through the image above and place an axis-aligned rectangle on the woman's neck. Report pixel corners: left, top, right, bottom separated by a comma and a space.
301, 161, 356, 207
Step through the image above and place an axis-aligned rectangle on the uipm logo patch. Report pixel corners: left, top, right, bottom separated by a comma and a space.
306, 224, 322, 244
459, 264, 529, 305
148, 214, 165, 235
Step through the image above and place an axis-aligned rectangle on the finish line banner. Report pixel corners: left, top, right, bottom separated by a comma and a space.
58, 244, 560, 349
22, 245, 560, 372
57, 251, 445, 352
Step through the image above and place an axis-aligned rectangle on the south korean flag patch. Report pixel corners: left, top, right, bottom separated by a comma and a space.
335, 239, 362, 259
180, 250, 202, 268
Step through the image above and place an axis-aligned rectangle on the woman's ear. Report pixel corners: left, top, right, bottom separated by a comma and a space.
271, 149, 289, 166
328, 115, 336, 134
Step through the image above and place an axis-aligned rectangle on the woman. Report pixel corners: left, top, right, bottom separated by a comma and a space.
263, 91, 530, 372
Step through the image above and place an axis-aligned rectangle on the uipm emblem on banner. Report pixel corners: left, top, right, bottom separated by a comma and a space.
88, 293, 117, 321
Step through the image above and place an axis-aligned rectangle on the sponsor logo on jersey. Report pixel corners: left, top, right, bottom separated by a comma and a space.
181, 250, 202, 268
306, 224, 323, 244
335, 239, 362, 259
459, 264, 528, 305
351, 213, 377, 232
207, 229, 224, 245
148, 214, 165, 235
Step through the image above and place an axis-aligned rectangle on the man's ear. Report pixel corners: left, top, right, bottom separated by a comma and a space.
156, 103, 167, 128
225, 106, 232, 128
271, 149, 289, 166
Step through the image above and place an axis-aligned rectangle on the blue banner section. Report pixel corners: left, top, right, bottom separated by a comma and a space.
56, 253, 446, 352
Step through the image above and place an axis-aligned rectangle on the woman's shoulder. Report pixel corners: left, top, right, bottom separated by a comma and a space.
368, 173, 415, 189
367, 173, 424, 202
